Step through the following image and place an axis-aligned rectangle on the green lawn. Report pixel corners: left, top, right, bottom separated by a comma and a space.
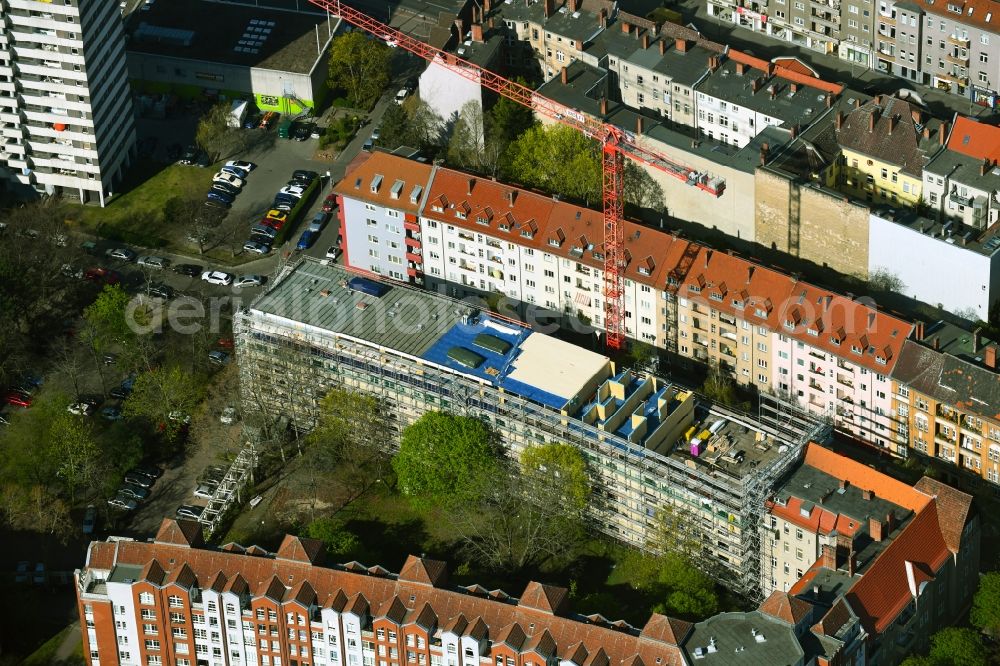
21, 623, 83, 666
65, 161, 215, 249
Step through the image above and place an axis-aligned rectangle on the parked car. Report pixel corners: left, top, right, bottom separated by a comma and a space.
83, 267, 121, 284
179, 145, 199, 165
264, 209, 287, 223
371, 127, 381, 141
250, 224, 278, 240
212, 172, 244, 189
5, 391, 32, 408
293, 123, 312, 141
32, 562, 45, 585
220, 164, 249, 180
292, 169, 319, 184
119, 483, 150, 500
100, 405, 123, 421
296, 229, 318, 251
176, 505, 205, 520
207, 190, 235, 206
15, 561, 29, 583
193, 482, 218, 499
261, 216, 285, 231
308, 211, 330, 231
243, 240, 271, 255
108, 495, 138, 511
322, 193, 338, 212
279, 184, 305, 198
208, 350, 230, 365
147, 282, 174, 300
272, 200, 295, 212
225, 160, 256, 172
137, 255, 169, 270
395, 88, 410, 104
134, 464, 162, 479
217, 337, 235, 350
211, 181, 240, 196
326, 246, 342, 260
81, 505, 97, 534
174, 263, 202, 277
234, 274, 265, 288
201, 270, 234, 286
67, 401, 96, 416
124, 472, 153, 488
105, 247, 136, 262
220, 406, 237, 424
362, 137, 374, 152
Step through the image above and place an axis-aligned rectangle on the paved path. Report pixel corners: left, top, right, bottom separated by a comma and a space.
52, 622, 81, 663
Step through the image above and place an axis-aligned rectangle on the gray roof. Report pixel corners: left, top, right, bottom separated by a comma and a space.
494, 0, 610, 43
775, 464, 909, 530
248, 259, 464, 359
108, 564, 144, 584
797, 89, 873, 163
868, 206, 1000, 257
835, 96, 945, 177
694, 58, 835, 127
647, 123, 794, 175
919, 320, 999, 361
680, 611, 806, 665
591, 28, 713, 87
890, 339, 1000, 420
924, 146, 1000, 193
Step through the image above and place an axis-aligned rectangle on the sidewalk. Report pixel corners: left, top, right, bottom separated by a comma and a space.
51, 622, 81, 664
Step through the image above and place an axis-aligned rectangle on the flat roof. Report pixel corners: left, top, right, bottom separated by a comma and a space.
107, 564, 144, 584
126, 0, 335, 74
681, 611, 805, 664
870, 205, 1000, 257
249, 259, 610, 410
675, 409, 787, 479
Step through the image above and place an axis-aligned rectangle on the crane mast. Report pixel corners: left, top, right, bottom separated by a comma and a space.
311, 0, 725, 350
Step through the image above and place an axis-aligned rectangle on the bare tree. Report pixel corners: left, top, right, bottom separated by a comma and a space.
868, 267, 906, 294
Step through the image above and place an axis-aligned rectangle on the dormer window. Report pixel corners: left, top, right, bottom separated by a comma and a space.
667, 276, 679, 286
499, 223, 510, 231
876, 356, 887, 365
754, 307, 767, 318
689, 285, 701, 293
521, 230, 533, 239
431, 205, 444, 213
548, 238, 561, 247
638, 266, 651, 276
476, 215, 489, 225
830, 336, 841, 346
732, 299, 744, 309
807, 327, 819, 336
710, 292, 723, 302
851, 344, 863, 355
783, 319, 795, 331
456, 211, 467, 220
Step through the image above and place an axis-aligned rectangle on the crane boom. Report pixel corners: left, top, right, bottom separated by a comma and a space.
312, 0, 726, 349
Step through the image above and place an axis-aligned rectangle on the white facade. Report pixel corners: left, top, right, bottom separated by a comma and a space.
418, 56, 483, 126
868, 211, 1000, 319
695, 90, 781, 148
0, 0, 136, 205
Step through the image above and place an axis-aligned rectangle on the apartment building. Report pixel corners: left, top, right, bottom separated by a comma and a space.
0, 0, 136, 205
77, 522, 697, 666
693, 51, 843, 148
889, 321, 1000, 486
495, 0, 611, 80
922, 114, 1000, 227
778, 448, 979, 666
236, 258, 825, 597
830, 95, 945, 207
705, 0, 860, 56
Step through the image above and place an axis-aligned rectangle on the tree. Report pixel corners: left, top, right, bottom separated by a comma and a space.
447, 101, 504, 176
0, 483, 74, 543
488, 94, 535, 144
327, 32, 392, 109
654, 552, 719, 619
623, 162, 666, 211
195, 102, 250, 162
84, 283, 139, 351
124, 365, 207, 443
628, 340, 658, 372
925, 627, 988, 666
651, 503, 703, 561
393, 412, 502, 507
504, 125, 602, 204
520, 443, 590, 513
304, 517, 361, 558
701, 361, 736, 406
378, 99, 443, 152
971, 571, 1000, 637
868, 267, 906, 293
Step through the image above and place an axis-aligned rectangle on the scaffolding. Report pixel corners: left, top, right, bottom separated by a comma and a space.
197, 444, 259, 535
232, 271, 826, 600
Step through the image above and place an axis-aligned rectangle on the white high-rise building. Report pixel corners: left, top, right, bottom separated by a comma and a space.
0, 0, 136, 205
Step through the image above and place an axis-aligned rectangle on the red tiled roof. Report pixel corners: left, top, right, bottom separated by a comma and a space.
759, 590, 814, 625
154, 518, 203, 547
767, 495, 850, 536
911, 0, 1000, 35
813, 597, 854, 638
332, 151, 432, 215
85, 537, 687, 666
277, 535, 324, 564
638, 614, 690, 645
946, 116, 1000, 160
770, 57, 818, 77
803, 445, 930, 513
845, 503, 950, 634
520, 581, 569, 615
399, 555, 448, 587
728, 50, 843, 95
913, 478, 974, 554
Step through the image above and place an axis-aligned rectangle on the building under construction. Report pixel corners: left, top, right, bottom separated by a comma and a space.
234, 258, 828, 600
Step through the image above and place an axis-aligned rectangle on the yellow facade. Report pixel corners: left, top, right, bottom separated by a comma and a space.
836, 147, 922, 208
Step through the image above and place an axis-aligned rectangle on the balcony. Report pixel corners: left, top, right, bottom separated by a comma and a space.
947, 34, 970, 46
836, 374, 854, 388
575, 264, 592, 276
810, 11, 838, 27
809, 379, 824, 392
403, 219, 420, 232
405, 251, 422, 264
938, 71, 969, 85
692, 334, 709, 347
945, 52, 970, 66
936, 407, 959, 423
719, 344, 735, 357
404, 236, 421, 250
809, 364, 825, 375
719, 313, 736, 325
458, 260, 477, 272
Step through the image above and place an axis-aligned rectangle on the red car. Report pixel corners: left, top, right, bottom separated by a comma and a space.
216, 337, 235, 350
322, 193, 337, 213
5, 391, 32, 408
84, 267, 121, 285
261, 217, 285, 231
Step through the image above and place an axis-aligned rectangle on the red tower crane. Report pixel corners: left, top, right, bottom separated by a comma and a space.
310, 0, 726, 349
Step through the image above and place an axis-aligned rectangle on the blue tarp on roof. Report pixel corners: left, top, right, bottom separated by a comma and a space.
421, 315, 568, 410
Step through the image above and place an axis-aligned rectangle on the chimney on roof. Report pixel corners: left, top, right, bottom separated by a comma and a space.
848, 550, 858, 576
854, 97, 861, 108
760, 142, 770, 166
621, 20, 631, 33
839, 479, 849, 490
735, 61, 748, 75
454, 17, 465, 38
467, 177, 475, 195
888, 114, 898, 134
642, 32, 650, 49
985, 346, 997, 369
791, 82, 800, 94
561, 66, 568, 84
868, 111, 876, 133
636, 116, 644, 133
911, 109, 922, 124
634, 25, 641, 40
659, 38, 666, 55
676, 37, 689, 52
826, 92, 833, 108
507, 189, 517, 207
751, 77, 762, 93
933, 336, 941, 350
886, 510, 896, 535
600, 96, 608, 115
923, 125, 931, 140
981, 159, 991, 177
575, 38, 583, 49
820, 543, 837, 570
861, 488, 874, 501
790, 124, 799, 139
869, 515, 885, 542
708, 55, 719, 71
875, 94, 883, 105
835, 111, 844, 130
569, 0, 578, 11
915, 321, 925, 340
599, 8, 607, 27
940, 121, 949, 145
973, 326, 982, 353
543, 0, 553, 17
471, 22, 484, 41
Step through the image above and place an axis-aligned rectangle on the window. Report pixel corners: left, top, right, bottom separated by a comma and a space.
981, 52, 989, 62
139, 592, 154, 605
145, 640, 161, 651
168, 596, 183, 608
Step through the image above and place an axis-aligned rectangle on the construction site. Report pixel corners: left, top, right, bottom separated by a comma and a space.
233, 258, 830, 600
